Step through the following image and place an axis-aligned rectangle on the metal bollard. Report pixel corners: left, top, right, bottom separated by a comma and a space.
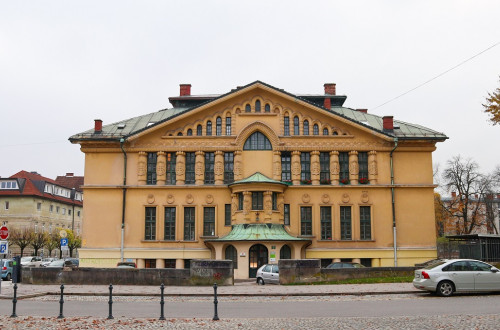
107, 284, 114, 319
10, 283, 18, 318
58, 284, 65, 319
159, 283, 165, 320
212, 283, 219, 321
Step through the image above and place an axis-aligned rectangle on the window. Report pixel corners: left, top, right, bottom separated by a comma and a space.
145, 259, 156, 268
245, 104, 251, 112
68, 210, 71, 216
339, 152, 349, 183
34, 223, 38, 233
62, 208, 66, 215
166, 152, 176, 185
197, 124, 202, 136
187, 128, 192, 136
313, 124, 319, 135
321, 206, 332, 240
225, 245, 238, 269
204, 152, 215, 184
164, 207, 176, 240
145, 207, 156, 240
320, 152, 330, 183
4, 201, 10, 210
37, 202, 42, 211
177, 132, 183, 136
303, 120, 309, 135
206, 121, 212, 136
56, 206, 60, 213
224, 152, 234, 184
147, 152, 157, 185
300, 152, 311, 182
0, 181, 18, 189
340, 206, 352, 240
243, 132, 272, 150
323, 128, 329, 135
77, 211, 80, 217
284, 204, 290, 225
225, 204, 231, 226
252, 192, 264, 210
284, 116, 290, 136
203, 207, 215, 236
255, 100, 261, 112
272, 192, 278, 211
226, 117, 232, 135
265, 104, 270, 112
300, 206, 312, 236
358, 152, 368, 183
216, 117, 222, 136
281, 152, 291, 181
293, 116, 299, 135
238, 192, 244, 210
184, 207, 195, 240
164, 259, 176, 268
50, 205, 54, 212
185, 152, 195, 184
184, 259, 191, 269
360, 206, 371, 240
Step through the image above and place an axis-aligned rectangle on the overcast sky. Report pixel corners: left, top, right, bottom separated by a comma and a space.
1, 1, 499, 183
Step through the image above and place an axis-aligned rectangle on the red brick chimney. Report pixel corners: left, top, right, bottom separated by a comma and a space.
324, 83, 336, 95
451, 192, 456, 198
357, 109, 368, 113
66, 173, 74, 177
383, 116, 394, 130
324, 98, 331, 110
94, 119, 102, 133
180, 84, 191, 96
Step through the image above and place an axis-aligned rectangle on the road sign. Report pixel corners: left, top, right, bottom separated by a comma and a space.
0, 226, 8, 240
61, 238, 68, 247
59, 230, 67, 238
0, 241, 8, 254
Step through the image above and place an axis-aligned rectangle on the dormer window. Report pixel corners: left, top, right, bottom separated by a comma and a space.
206, 121, 212, 136
265, 104, 270, 113
0, 181, 18, 189
245, 104, 251, 113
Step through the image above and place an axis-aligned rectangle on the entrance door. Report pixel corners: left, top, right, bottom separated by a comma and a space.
249, 244, 268, 278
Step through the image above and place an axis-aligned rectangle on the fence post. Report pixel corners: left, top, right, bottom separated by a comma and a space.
10, 283, 18, 318
58, 284, 65, 319
107, 284, 114, 319
213, 283, 219, 321
159, 283, 165, 320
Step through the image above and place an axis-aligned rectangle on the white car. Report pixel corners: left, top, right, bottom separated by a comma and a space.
256, 264, 279, 285
413, 259, 500, 297
20, 256, 43, 267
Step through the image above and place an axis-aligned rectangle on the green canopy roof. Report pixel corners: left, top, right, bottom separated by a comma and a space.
205, 224, 310, 242
228, 172, 287, 186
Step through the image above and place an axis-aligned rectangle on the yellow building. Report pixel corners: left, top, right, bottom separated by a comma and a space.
70, 81, 446, 278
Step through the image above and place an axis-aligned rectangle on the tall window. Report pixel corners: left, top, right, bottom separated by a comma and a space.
243, 132, 272, 150
166, 152, 176, 185
205, 152, 215, 184
147, 152, 157, 185
313, 124, 319, 135
320, 206, 332, 240
339, 152, 349, 183
280, 245, 291, 259
164, 207, 176, 240
265, 104, 270, 112
225, 245, 238, 269
224, 152, 234, 184
245, 104, 251, 112
214, 117, 221, 136
184, 207, 195, 240
284, 116, 290, 136
272, 192, 278, 210
340, 206, 352, 240
206, 121, 212, 136
358, 152, 368, 182
303, 120, 309, 135
252, 192, 264, 210
226, 117, 232, 135
293, 116, 299, 135
360, 206, 371, 240
145, 207, 156, 240
284, 204, 290, 225
225, 204, 231, 226
197, 124, 202, 136
300, 152, 311, 182
238, 192, 244, 210
185, 152, 196, 184
323, 128, 329, 135
300, 206, 312, 236
320, 152, 330, 183
203, 207, 215, 236
187, 129, 192, 136
281, 152, 291, 181
255, 100, 261, 112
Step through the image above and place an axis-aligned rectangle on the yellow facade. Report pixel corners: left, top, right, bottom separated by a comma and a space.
72, 81, 445, 278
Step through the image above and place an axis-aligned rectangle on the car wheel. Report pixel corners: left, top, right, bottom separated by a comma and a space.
257, 278, 265, 285
436, 280, 454, 297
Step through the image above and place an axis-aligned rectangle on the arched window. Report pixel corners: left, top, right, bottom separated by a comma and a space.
280, 245, 291, 259
313, 124, 319, 135
255, 100, 261, 113
244, 131, 272, 150
303, 120, 309, 135
323, 128, 329, 136
216, 117, 222, 136
245, 104, 251, 113
177, 132, 183, 136
225, 245, 238, 269
226, 117, 232, 135
284, 116, 290, 136
197, 125, 202, 136
206, 121, 212, 136
187, 129, 193, 136
333, 130, 338, 136
265, 104, 270, 112
293, 116, 300, 135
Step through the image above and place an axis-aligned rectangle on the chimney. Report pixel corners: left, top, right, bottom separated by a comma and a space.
94, 119, 102, 133
357, 109, 368, 113
383, 116, 394, 131
323, 97, 331, 110
324, 83, 336, 95
66, 173, 74, 177
451, 192, 456, 198
180, 84, 191, 96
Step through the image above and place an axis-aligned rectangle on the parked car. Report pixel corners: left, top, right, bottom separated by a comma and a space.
46, 258, 79, 268
326, 262, 365, 269
413, 259, 500, 297
117, 261, 137, 268
20, 256, 42, 267
414, 259, 444, 268
1, 259, 13, 281
40, 258, 59, 267
256, 264, 279, 285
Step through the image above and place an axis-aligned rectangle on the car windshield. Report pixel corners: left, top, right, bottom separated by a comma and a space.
49, 260, 64, 266
21, 257, 32, 262
424, 260, 447, 269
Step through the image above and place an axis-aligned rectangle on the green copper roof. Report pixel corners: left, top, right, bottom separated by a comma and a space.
205, 224, 310, 242
229, 172, 287, 186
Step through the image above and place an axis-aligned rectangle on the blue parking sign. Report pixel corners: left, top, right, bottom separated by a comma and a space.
0, 241, 8, 254
61, 238, 68, 246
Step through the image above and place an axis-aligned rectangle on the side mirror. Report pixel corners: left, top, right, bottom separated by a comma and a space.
491, 267, 499, 273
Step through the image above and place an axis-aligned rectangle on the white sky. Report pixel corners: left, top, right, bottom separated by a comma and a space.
1, 1, 499, 180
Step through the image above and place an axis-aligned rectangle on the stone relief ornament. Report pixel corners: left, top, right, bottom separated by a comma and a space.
138, 160, 146, 176
214, 161, 224, 176
186, 194, 194, 204
312, 160, 320, 175
331, 161, 340, 175
321, 194, 330, 204
292, 160, 301, 176
157, 160, 166, 176
342, 193, 350, 203
349, 160, 359, 175
234, 160, 242, 178
166, 194, 175, 204
176, 159, 185, 175
206, 194, 214, 204
195, 160, 204, 177
147, 194, 155, 204
369, 160, 378, 175
302, 194, 311, 203
361, 191, 369, 203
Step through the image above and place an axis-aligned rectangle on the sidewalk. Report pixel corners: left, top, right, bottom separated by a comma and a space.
0, 280, 419, 299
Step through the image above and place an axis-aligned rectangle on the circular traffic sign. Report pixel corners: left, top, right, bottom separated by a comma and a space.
0, 226, 9, 240
59, 230, 67, 238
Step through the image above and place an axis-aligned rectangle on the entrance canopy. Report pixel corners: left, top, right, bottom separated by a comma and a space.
205, 224, 310, 242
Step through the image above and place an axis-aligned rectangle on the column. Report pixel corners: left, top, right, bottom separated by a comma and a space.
311, 151, 320, 185
264, 191, 273, 219
231, 193, 238, 218
234, 151, 243, 181
176, 258, 184, 269
214, 151, 224, 185
243, 191, 251, 220
368, 151, 378, 184
349, 151, 359, 185
330, 151, 339, 185
272, 151, 282, 181
156, 258, 165, 269
156, 151, 166, 185
175, 151, 185, 185
291, 151, 301, 185
195, 151, 205, 185
138, 151, 147, 185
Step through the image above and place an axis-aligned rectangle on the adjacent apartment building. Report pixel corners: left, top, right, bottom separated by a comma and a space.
70, 81, 447, 278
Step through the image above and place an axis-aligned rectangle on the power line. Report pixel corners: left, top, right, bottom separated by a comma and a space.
372, 41, 500, 110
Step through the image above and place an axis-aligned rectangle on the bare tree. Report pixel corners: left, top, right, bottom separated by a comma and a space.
29, 230, 47, 256
45, 230, 59, 257
7, 227, 33, 257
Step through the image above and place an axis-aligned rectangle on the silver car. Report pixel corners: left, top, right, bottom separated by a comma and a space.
256, 264, 279, 285
413, 259, 500, 297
